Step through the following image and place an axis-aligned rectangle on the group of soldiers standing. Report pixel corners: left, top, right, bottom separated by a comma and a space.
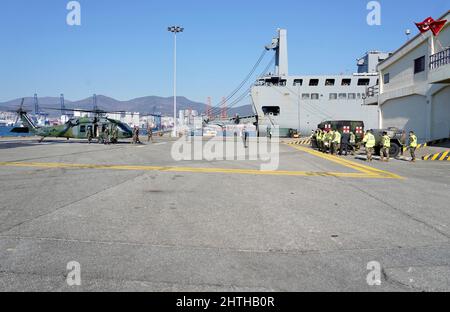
85, 123, 158, 145
314, 128, 418, 162
87, 124, 119, 145
315, 128, 356, 156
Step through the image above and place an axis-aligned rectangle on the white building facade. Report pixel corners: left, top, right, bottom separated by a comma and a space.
367, 11, 450, 143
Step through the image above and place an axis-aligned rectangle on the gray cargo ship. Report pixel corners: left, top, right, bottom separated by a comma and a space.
251, 29, 390, 136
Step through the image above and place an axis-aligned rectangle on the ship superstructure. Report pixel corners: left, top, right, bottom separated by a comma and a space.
251, 29, 390, 136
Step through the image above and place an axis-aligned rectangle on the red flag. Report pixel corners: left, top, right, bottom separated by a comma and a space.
430, 19, 447, 36
415, 17, 435, 33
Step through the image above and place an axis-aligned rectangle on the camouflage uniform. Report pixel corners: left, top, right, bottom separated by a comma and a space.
87, 127, 93, 144
104, 127, 110, 145
111, 126, 118, 144
147, 125, 153, 143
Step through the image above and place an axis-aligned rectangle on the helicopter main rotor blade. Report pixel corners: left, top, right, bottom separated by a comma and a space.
40, 107, 127, 114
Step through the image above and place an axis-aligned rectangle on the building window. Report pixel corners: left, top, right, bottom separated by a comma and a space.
309, 79, 319, 86
414, 56, 426, 74
357, 78, 370, 86
311, 93, 319, 100
339, 93, 347, 100
329, 93, 337, 100
302, 93, 310, 100
348, 93, 356, 100
262, 106, 280, 116
325, 79, 335, 86
341, 79, 351, 86
384, 73, 390, 84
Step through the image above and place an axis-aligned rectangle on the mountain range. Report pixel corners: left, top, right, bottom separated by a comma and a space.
0, 95, 254, 117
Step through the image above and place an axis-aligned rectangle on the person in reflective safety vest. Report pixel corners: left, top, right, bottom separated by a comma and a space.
331, 130, 341, 156
380, 131, 391, 162
409, 131, 418, 162
363, 130, 376, 162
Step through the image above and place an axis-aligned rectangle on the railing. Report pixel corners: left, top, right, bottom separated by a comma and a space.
430, 47, 450, 70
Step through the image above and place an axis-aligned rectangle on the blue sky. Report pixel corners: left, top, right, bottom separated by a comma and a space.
0, 0, 448, 104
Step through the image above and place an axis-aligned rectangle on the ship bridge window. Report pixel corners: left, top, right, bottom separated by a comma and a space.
341, 79, 352, 86
329, 93, 337, 100
262, 106, 280, 116
325, 79, 335, 86
264, 77, 287, 86
384, 73, 390, 84
311, 93, 319, 100
339, 93, 347, 100
302, 93, 310, 100
348, 93, 356, 100
309, 79, 319, 86
293, 79, 303, 86
357, 78, 370, 86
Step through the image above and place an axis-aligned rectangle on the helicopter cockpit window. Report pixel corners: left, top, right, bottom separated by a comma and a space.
80, 125, 86, 133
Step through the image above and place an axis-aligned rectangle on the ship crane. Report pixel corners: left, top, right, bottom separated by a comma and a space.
264, 29, 289, 77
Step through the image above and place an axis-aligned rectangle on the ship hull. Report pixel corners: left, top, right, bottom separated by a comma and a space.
251, 75, 379, 137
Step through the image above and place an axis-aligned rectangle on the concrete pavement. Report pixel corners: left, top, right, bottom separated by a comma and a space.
0, 137, 449, 291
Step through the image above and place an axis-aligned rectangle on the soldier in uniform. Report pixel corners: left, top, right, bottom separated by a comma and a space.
400, 130, 407, 156
87, 126, 93, 144
133, 126, 141, 144
363, 130, 376, 162
136, 126, 141, 144
99, 125, 105, 144
132, 126, 137, 144
111, 125, 119, 144
409, 131, 418, 162
331, 129, 341, 156
322, 129, 329, 153
147, 123, 153, 143
103, 126, 110, 145
380, 131, 391, 162
349, 131, 356, 155
243, 125, 250, 148
328, 129, 336, 154
316, 129, 323, 152
340, 130, 350, 156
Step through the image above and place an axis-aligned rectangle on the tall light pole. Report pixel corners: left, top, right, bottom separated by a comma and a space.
168, 25, 184, 137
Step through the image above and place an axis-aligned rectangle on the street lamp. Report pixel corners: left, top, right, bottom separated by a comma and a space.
168, 25, 184, 137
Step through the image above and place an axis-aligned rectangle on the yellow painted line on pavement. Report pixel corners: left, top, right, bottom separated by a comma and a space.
0, 161, 397, 179
287, 144, 403, 180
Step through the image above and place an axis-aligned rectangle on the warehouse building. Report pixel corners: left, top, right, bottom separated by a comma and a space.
365, 10, 450, 142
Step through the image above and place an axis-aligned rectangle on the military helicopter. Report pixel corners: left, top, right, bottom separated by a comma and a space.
10, 99, 134, 143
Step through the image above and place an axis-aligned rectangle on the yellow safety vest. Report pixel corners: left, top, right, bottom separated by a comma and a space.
317, 132, 323, 141
382, 135, 391, 148
409, 135, 418, 148
328, 131, 334, 141
364, 133, 376, 148
333, 131, 341, 143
